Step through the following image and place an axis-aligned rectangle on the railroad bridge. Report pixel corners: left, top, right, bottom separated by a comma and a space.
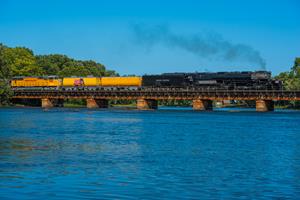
12, 88, 300, 111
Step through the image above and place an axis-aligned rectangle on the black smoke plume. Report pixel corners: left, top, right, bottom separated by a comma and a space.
132, 24, 266, 69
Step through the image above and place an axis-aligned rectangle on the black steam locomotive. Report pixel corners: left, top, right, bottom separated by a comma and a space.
142, 71, 282, 90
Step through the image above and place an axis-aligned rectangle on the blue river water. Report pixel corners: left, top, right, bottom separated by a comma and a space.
0, 107, 300, 199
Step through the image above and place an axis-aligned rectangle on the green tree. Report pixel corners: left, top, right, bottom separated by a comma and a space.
0, 44, 12, 105
2, 47, 44, 76
0, 44, 9, 78
58, 63, 91, 77
0, 80, 12, 105
35, 54, 117, 77
35, 54, 74, 75
275, 57, 300, 108
292, 57, 300, 78
81, 60, 106, 76
105, 70, 118, 76
276, 57, 300, 90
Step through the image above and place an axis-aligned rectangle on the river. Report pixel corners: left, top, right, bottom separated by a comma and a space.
0, 107, 300, 199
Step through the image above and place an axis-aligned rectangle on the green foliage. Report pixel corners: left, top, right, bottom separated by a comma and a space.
58, 64, 91, 77
0, 43, 12, 105
57, 59, 110, 77
292, 57, 300, 78
276, 57, 300, 90
2, 47, 43, 76
35, 54, 117, 77
0, 44, 11, 79
0, 80, 13, 105
275, 57, 300, 108
35, 54, 67, 75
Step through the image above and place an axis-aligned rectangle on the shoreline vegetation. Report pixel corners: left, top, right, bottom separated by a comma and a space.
1, 43, 299, 109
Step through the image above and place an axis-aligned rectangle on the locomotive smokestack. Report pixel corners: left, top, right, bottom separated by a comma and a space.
132, 24, 266, 70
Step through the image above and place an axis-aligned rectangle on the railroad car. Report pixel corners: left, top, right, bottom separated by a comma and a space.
63, 77, 83, 87
62, 77, 101, 87
101, 77, 142, 87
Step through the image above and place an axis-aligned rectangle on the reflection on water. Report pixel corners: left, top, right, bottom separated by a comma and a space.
0, 108, 300, 199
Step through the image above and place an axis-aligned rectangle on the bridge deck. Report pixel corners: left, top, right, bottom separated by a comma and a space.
12, 88, 300, 101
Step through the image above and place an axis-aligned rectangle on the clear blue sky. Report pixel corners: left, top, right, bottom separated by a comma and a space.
0, 0, 299, 75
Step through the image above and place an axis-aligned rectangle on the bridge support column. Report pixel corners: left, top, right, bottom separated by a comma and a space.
193, 99, 213, 111
137, 99, 158, 110
256, 100, 274, 112
86, 98, 109, 109
41, 98, 54, 108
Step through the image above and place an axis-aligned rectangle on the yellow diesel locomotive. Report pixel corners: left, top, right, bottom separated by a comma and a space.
11, 76, 61, 88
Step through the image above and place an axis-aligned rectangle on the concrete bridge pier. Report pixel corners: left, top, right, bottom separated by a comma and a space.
41, 98, 64, 108
42, 98, 54, 108
193, 99, 213, 111
86, 98, 109, 109
137, 99, 158, 110
256, 100, 274, 112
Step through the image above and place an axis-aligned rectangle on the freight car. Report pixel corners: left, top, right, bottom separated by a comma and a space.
62, 77, 101, 90
101, 77, 142, 87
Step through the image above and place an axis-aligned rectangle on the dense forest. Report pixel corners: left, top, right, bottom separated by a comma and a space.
0, 43, 117, 105
1, 43, 300, 107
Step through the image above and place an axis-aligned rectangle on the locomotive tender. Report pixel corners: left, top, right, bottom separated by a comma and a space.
11, 71, 282, 90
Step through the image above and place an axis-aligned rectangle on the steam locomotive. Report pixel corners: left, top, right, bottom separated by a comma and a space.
142, 71, 282, 90
11, 71, 282, 90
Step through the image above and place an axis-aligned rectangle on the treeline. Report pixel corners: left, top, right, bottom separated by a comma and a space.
0, 43, 117, 105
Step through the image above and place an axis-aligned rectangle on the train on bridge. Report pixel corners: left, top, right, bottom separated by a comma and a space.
11, 71, 282, 91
